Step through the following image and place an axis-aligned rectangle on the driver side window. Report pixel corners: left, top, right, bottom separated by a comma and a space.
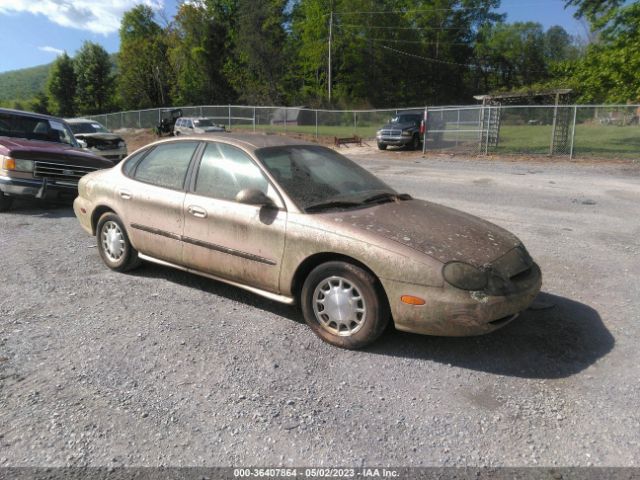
195, 142, 268, 201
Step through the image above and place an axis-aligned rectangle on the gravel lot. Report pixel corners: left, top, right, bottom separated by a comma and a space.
1, 148, 639, 467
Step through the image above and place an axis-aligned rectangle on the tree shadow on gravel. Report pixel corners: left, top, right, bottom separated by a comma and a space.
4, 198, 75, 218
369, 292, 614, 379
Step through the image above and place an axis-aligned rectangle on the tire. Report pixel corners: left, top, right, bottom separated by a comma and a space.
377, 143, 387, 150
411, 134, 421, 150
0, 194, 13, 212
301, 261, 389, 349
96, 212, 141, 272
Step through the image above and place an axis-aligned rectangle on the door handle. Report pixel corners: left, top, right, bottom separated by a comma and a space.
187, 205, 207, 218
119, 189, 132, 200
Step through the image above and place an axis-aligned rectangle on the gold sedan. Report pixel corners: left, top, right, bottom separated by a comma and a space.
74, 134, 542, 349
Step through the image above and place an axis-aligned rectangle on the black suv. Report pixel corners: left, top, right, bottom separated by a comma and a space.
375, 111, 444, 150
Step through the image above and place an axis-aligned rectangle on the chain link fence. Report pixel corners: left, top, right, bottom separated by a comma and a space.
87, 104, 640, 160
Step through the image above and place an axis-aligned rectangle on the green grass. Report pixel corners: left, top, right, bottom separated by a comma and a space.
494, 124, 640, 159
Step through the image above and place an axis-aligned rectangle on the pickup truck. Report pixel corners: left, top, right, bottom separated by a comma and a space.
0, 108, 114, 212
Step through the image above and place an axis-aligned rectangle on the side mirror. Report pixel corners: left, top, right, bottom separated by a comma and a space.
235, 188, 275, 207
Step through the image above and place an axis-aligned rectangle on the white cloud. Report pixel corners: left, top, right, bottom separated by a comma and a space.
38, 45, 65, 55
0, 0, 164, 35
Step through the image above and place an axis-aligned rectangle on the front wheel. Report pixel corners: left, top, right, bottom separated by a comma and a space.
0, 194, 13, 212
96, 212, 141, 272
377, 143, 387, 150
301, 261, 389, 349
411, 134, 421, 150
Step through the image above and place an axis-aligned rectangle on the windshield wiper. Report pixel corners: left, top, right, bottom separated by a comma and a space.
362, 192, 412, 204
305, 200, 363, 212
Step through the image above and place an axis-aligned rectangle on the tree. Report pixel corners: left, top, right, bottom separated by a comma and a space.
74, 42, 115, 114
554, 1, 640, 102
117, 5, 172, 109
167, 1, 236, 105
30, 92, 50, 115
228, 0, 288, 104
46, 52, 76, 117
475, 22, 548, 92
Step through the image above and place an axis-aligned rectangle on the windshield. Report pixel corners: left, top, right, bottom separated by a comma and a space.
194, 119, 216, 127
391, 114, 421, 124
69, 121, 109, 134
256, 145, 395, 212
0, 112, 77, 147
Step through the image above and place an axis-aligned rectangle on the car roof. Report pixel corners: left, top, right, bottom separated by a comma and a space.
155, 133, 318, 150
0, 107, 66, 123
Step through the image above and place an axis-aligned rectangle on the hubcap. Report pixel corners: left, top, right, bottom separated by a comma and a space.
101, 221, 125, 262
312, 276, 366, 337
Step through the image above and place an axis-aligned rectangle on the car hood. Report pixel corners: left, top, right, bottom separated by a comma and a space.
330, 199, 521, 266
381, 122, 416, 130
74, 133, 123, 142
0, 136, 114, 168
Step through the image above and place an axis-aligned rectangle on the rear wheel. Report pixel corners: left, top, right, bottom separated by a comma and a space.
96, 212, 141, 272
301, 261, 389, 349
0, 194, 13, 212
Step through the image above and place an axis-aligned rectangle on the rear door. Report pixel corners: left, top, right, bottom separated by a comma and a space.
120, 140, 201, 264
181, 141, 286, 292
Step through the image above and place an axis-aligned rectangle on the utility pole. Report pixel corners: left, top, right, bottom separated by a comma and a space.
328, 9, 333, 103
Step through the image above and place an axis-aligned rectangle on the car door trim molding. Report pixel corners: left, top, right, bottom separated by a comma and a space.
130, 223, 277, 266
137, 253, 293, 304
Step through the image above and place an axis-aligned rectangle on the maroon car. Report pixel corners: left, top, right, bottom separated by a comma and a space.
0, 108, 114, 211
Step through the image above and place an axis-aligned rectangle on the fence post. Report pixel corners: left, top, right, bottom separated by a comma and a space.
284, 108, 287, 133
228, 105, 231, 131
569, 105, 578, 160
121, 112, 124, 129
315, 110, 318, 140
422, 107, 428, 154
484, 106, 491, 156
456, 109, 460, 147
353, 112, 357, 134
253, 107, 256, 133
138, 111, 141, 128
550, 95, 559, 156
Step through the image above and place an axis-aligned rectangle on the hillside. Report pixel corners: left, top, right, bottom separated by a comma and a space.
0, 63, 52, 102
0, 53, 118, 104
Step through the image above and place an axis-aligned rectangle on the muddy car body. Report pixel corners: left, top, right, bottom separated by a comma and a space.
0, 108, 115, 211
74, 134, 541, 348
67, 118, 128, 162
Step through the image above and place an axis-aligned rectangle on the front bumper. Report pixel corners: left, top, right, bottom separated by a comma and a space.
382, 263, 542, 336
0, 175, 78, 201
85, 147, 127, 163
376, 135, 413, 146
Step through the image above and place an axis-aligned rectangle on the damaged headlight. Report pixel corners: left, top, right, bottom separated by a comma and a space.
117, 141, 125, 148
442, 261, 488, 291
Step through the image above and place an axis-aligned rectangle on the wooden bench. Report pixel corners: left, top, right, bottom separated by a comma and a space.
334, 135, 362, 147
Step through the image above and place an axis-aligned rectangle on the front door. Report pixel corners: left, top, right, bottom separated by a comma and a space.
182, 141, 286, 292
122, 140, 200, 264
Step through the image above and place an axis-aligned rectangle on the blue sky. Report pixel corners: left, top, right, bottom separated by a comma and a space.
0, 0, 582, 73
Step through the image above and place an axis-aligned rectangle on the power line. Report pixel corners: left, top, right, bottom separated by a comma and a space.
379, 45, 484, 69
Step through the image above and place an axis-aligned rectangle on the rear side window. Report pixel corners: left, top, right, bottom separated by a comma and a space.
195, 142, 268, 201
122, 149, 148, 177
133, 141, 199, 190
